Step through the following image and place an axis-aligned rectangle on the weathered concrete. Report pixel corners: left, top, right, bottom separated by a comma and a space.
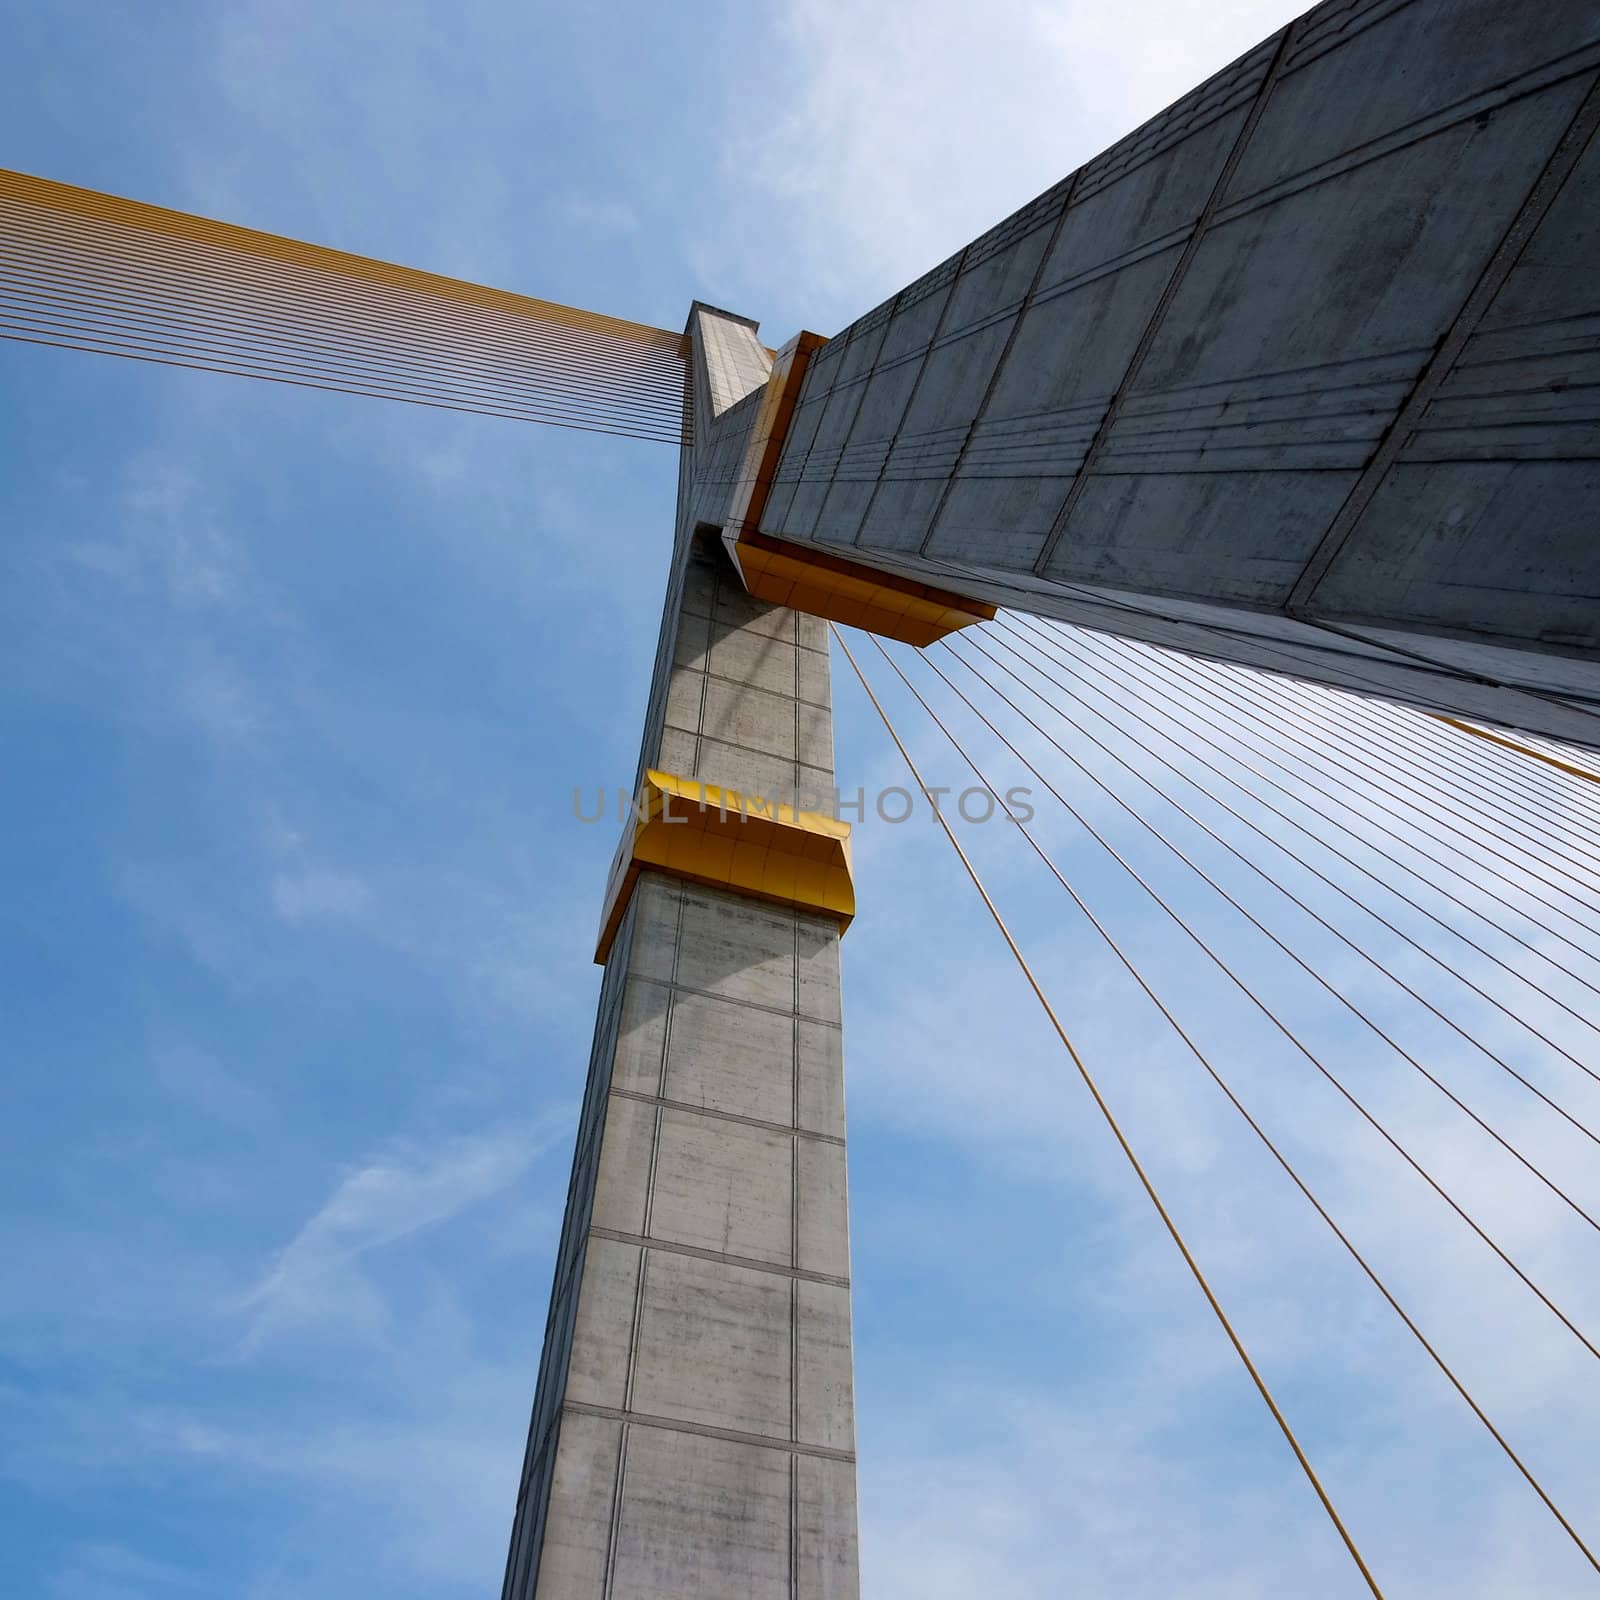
760, 0, 1600, 745
503, 309, 859, 1599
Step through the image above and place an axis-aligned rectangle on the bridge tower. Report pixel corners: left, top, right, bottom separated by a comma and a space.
501, 304, 990, 1599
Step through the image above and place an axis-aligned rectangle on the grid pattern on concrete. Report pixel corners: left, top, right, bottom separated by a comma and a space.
507, 875, 855, 1600
503, 305, 859, 1599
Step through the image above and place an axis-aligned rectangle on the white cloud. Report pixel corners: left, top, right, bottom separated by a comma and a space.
174, 640, 265, 746
142, 1350, 533, 1596
236, 1123, 555, 1349
703, 0, 1305, 324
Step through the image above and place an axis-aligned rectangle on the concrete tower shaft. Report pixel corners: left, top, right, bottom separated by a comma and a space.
502, 308, 860, 1599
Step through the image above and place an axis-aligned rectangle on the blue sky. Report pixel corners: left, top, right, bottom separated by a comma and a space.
4, 3, 1600, 1596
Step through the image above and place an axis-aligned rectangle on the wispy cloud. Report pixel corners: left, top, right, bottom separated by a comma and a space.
702, 0, 1305, 324
71, 454, 250, 611
270, 868, 372, 925
235, 1122, 558, 1350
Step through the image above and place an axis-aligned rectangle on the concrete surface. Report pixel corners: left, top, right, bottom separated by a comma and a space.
763, 0, 1600, 745
502, 309, 859, 1599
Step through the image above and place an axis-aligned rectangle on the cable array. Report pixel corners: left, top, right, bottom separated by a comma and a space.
0, 168, 690, 443
839, 612, 1600, 1588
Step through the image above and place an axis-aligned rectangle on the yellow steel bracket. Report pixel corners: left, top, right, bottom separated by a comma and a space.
594, 770, 854, 964
720, 332, 994, 648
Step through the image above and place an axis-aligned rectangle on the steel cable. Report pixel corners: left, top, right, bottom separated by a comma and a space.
940, 630, 1600, 1356
1021, 619, 1600, 1023
1373, 705, 1600, 837
940, 631, 1600, 1273
832, 623, 1388, 1600
0, 169, 690, 443
863, 629, 1600, 1574
1040, 574, 1598, 732
1053, 620, 1600, 941
0, 213, 689, 389
1257, 667, 1600, 870
1140, 632, 1600, 902
997, 619, 1600, 1090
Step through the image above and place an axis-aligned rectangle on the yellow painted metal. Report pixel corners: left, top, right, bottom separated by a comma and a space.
725, 531, 996, 647
724, 330, 828, 537
720, 327, 994, 646
1430, 714, 1600, 788
594, 770, 855, 964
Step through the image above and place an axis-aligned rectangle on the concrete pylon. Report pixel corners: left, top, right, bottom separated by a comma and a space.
502, 307, 861, 1599
754, 0, 1600, 747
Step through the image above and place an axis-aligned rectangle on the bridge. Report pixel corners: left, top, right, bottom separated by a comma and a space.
4, 1, 1598, 1594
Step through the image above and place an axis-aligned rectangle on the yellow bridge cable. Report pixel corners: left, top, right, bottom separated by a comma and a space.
0, 168, 689, 443
1431, 715, 1600, 792
830, 622, 1388, 1600
1368, 711, 1600, 845
1402, 713, 1600, 818
863, 628, 1600, 1575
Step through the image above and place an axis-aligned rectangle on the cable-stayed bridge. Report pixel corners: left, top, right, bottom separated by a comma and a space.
4, 1, 1599, 1594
